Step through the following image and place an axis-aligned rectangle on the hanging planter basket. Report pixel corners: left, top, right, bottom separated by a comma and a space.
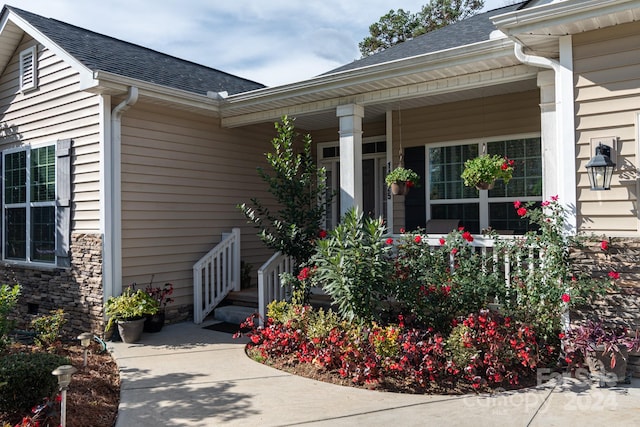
390, 181, 411, 196
475, 181, 495, 191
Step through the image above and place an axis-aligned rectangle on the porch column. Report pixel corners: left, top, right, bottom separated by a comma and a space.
337, 104, 364, 217
538, 70, 558, 200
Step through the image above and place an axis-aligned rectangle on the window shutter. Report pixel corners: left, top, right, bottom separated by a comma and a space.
19, 46, 37, 91
404, 146, 426, 231
56, 139, 72, 267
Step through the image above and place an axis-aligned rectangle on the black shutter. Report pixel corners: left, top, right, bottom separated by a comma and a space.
404, 146, 426, 231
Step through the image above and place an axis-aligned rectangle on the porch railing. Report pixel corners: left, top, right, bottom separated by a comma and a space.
193, 228, 241, 324
255, 233, 543, 322
257, 251, 295, 322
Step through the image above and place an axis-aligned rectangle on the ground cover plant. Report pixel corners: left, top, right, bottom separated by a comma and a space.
238, 197, 619, 393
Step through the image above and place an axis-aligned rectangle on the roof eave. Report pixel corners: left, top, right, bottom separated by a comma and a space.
89, 70, 221, 115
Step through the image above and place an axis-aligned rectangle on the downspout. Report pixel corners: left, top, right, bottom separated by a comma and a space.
513, 38, 577, 233
105, 87, 138, 301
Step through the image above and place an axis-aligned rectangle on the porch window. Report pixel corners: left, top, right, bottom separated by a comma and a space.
2, 145, 56, 263
427, 136, 542, 234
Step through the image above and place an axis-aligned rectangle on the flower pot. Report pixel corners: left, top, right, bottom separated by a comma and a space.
475, 181, 495, 191
391, 182, 410, 196
585, 346, 628, 385
144, 310, 166, 333
117, 318, 146, 343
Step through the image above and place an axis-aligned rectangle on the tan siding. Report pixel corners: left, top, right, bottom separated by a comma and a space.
120, 103, 277, 306
573, 21, 640, 235
0, 36, 102, 233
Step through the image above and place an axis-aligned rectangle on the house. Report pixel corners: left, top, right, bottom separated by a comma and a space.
1, 0, 639, 334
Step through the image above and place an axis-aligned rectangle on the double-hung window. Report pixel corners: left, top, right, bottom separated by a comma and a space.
3, 145, 56, 263
427, 135, 542, 234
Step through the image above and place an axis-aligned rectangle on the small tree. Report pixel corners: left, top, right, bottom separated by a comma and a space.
239, 116, 331, 267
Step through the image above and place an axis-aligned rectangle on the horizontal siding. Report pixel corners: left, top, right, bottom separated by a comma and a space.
120, 103, 277, 306
573, 21, 640, 235
0, 36, 102, 233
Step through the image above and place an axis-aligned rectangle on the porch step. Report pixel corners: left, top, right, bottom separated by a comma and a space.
213, 305, 257, 325
226, 288, 259, 308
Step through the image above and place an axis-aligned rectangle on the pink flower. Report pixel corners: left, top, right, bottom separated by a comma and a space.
439, 238, 446, 245
414, 235, 422, 244
458, 226, 465, 231
600, 240, 609, 251
517, 207, 527, 217
400, 228, 405, 234
513, 200, 521, 208
386, 238, 394, 245
541, 200, 550, 207
551, 195, 559, 201
608, 271, 620, 280
318, 229, 327, 239
451, 248, 458, 255
462, 231, 474, 242
561, 293, 570, 303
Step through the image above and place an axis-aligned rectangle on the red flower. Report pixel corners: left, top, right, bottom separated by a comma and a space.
462, 231, 474, 242
414, 235, 422, 244
508, 159, 515, 166
513, 200, 521, 208
608, 271, 620, 280
558, 333, 565, 339
318, 229, 327, 239
400, 228, 405, 234
406, 181, 414, 188
600, 240, 609, 251
541, 200, 550, 207
501, 162, 509, 170
451, 248, 458, 255
561, 293, 570, 303
458, 226, 465, 231
517, 207, 527, 217
439, 238, 446, 245
297, 267, 310, 281
386, 238, 394, 245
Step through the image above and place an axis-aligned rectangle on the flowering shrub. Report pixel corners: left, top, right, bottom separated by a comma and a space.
12, 394, 61, 427
236, 303, 547, 391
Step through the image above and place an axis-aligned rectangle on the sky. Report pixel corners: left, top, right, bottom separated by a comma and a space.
8, 0, 516, 87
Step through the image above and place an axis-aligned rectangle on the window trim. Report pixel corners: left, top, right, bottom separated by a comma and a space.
425, 132, 542, 232
2, 142, 57, 266
19, 45, 38, 92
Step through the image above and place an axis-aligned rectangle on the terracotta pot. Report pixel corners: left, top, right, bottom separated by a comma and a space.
144, 310, 166, 333
475, 181, 495, 190
390, 182, 410, 196
117, 318, 145, 343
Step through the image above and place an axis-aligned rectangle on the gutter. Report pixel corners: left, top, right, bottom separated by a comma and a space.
513, 40, 577, 233
104, 86, 138, 301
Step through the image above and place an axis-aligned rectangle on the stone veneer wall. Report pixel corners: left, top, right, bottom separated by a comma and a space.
1, 233, 104, 338
570, 238, 640, 377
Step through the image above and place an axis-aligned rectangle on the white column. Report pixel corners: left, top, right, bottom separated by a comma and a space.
538, 70, 558, 201
337, 104, 364, 217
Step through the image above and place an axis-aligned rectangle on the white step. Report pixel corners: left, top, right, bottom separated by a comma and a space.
213, 305, 257, 324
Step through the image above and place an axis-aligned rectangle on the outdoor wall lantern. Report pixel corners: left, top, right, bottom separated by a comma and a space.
585, 143, 616, 190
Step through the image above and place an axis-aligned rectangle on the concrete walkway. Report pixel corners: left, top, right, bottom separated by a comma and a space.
109, 321, 640, 426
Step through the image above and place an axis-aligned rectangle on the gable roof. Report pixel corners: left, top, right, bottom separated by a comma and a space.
327, 2, 526, 75
4, 5, 265, 96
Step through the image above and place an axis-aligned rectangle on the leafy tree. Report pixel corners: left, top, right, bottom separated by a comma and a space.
239, 116, 330, 268
359, 0, 484, 57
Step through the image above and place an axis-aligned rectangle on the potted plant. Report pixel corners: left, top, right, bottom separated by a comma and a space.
105, 287, 159, 343
562, 320, 639, 384
143, 281, 174, 333
385, 166, 420, 196
461, 154, 514, 190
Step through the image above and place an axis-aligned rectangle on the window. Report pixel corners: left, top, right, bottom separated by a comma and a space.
3, 145, 56, 263
427, 136, 542, 234
19, 46, 38, 92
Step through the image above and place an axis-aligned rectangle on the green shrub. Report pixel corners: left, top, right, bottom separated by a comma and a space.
31, 309, 66, 349
0, 284, 20, 352
311, 208, 392, 324
0, 352, 70, 415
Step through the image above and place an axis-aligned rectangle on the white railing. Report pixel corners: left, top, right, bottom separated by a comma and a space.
193, 228, 241, 324
257, 251, 295, 322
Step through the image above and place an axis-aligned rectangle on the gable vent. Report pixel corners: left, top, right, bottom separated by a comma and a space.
19, 46, 38, 92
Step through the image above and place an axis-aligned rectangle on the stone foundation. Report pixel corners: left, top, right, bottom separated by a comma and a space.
1, 233, 104, 338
